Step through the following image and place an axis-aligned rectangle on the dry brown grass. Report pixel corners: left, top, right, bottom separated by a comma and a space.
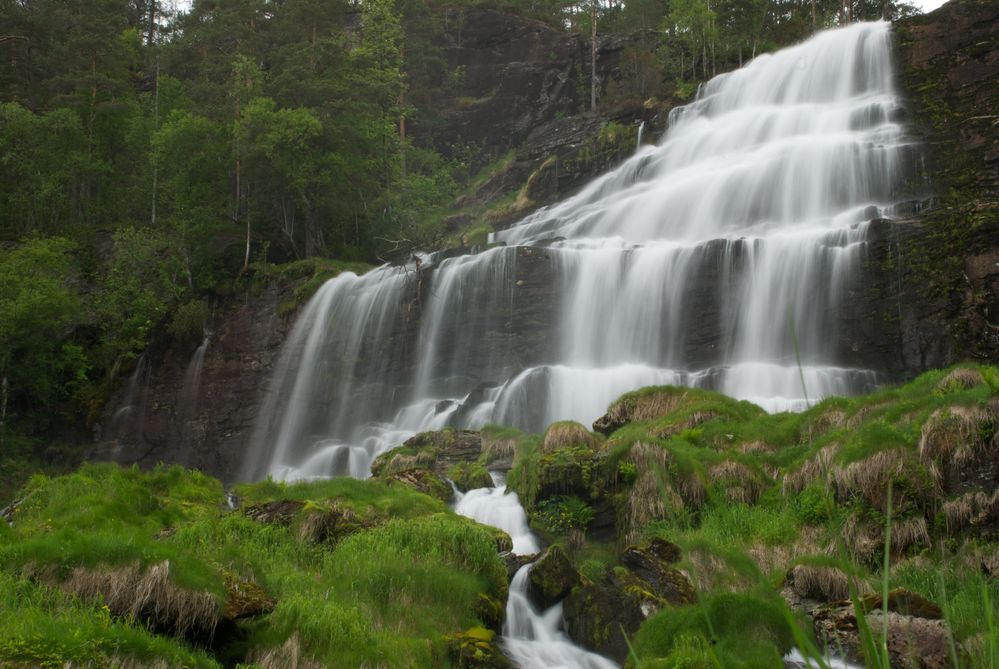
708, 460, 765, 505
936, 367, 986, 392
747, 526, 826, 582
541, 421, 599, 454
891, 516, 930, 555
787, 564, 856, 602
251, 633, 326, 669
619, 442, 681, 545
738, 440, 774, 455
614, 391, 689, 424
380, 450, 437, 476
297, 503, 367, 545
802, 409, 847, 443
649, 411, 720, 439
60, 561, 221, 637
846, 401, 891, 429
480, 435, 517, 465
782, 443, 840, 495
841, 512, 929, 564
831, 449, 910, 513
942, 490, 999, 534
919, 400, 999, 491
842, 514, 884, 564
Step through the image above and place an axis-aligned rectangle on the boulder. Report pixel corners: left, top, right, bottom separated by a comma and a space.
446, 626, 513, 669
620, 540, 693, 606
244, 499, 305, 526
811, 590, 954, 669
527, 546, 580, 609
450, 462, 495, 492
386, 468, 453, 503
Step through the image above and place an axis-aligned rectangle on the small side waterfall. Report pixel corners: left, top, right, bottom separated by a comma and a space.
455, 475, 616, 669
635, 120, 645, 151
107, 353, 149, 444
178, 333, 210, 448
242, 22, 923, 482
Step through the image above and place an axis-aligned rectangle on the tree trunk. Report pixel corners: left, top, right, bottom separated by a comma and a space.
242, 184, 251, 273
811, 0, 817, 31
0, 373, 8, 445
146, 0, 157, 48
590, 0, 597, 112
151, 55, 159, 226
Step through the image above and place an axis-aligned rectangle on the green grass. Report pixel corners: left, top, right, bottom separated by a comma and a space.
0, 571, 219, 669
0, 463, 508, 668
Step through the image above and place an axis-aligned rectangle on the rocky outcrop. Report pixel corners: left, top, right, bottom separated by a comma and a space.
563, 540, 696, 662
889, 0, 999, 369
810, 590, 954, 669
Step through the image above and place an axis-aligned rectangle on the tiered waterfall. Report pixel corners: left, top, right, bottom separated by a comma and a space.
243, 21, 921, 482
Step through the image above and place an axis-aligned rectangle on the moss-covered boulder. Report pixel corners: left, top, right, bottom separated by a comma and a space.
527, 545, 580, 609
446, 626, 512, 669
449, 462, 494, 492
563, 569, 652, 662
620, 540, 694, 606
386, 468, 453, 503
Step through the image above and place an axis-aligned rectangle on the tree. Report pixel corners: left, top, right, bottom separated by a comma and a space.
151, 110, 229, 288
0, 237, 84, 438
0, 104, 88, 240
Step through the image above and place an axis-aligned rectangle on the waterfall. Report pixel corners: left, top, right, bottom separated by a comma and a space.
242, 21, 921, 482
455, 475, 617, 668
107, 353, 149, 444
178, 333, 210, 448
635, 120, 645, 151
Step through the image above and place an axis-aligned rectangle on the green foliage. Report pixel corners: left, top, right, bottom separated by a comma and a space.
633, 593, 794, 668
0, 237, 85, 427
535, 495, 596, 533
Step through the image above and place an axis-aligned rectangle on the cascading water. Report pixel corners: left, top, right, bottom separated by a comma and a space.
178, 333, 210, 447
242, 21, 921, 482
455, 475, 617, 668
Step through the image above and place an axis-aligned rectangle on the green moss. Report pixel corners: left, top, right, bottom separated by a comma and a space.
448, 462, 494, 492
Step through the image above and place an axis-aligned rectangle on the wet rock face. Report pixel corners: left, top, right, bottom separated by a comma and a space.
891, 0, 999, 369
96, 281, 295, 482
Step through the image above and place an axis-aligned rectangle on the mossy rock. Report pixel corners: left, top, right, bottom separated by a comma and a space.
243, 499, 306, 525
446, 627, 513, 669
296, 504, 374, 545
222, 570, 275, 620
449, 462, 494, 492
527, 545, 580, 609
858, 588, 943, 619
621, 540, 694, 607
474, 593, 506, 631
386, 468, 453, 503
563, 563, 688, 662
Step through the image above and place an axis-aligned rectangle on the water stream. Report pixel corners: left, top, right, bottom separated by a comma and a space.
242, 21, 921, 485
454, 475, 616, 669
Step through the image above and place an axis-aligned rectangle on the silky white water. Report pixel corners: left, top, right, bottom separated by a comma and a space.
242, 21, 919, 482
455, 475, 617, 668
